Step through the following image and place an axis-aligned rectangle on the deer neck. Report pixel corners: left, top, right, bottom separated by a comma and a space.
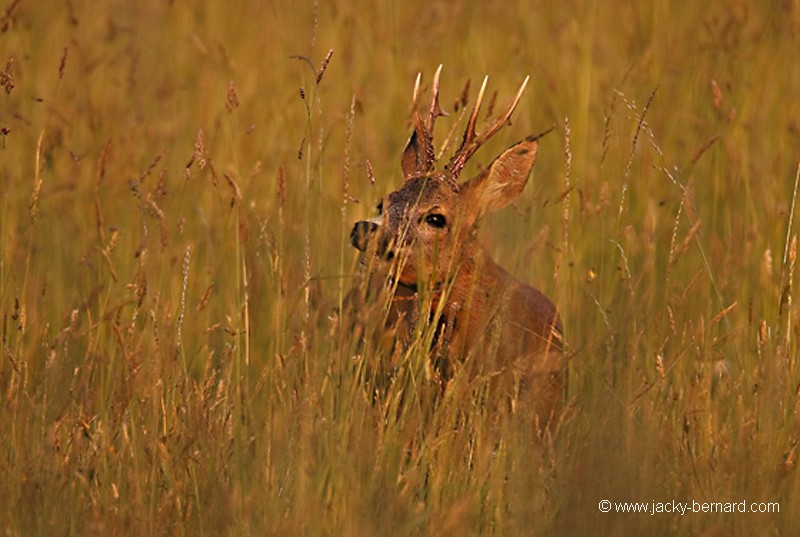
427, 243, 514, 318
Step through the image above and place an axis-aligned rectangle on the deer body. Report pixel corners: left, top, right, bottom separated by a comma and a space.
350, 68, 564, 422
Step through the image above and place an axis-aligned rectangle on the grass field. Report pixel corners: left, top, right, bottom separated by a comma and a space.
1, 0, 799, 534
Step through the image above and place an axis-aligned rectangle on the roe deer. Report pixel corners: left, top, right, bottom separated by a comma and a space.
350, 67, 564, 425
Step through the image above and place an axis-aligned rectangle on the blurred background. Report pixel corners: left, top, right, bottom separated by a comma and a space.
1, 1, 798, 534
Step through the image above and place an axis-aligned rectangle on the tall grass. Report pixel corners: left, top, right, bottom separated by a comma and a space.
1, 0, 798, 534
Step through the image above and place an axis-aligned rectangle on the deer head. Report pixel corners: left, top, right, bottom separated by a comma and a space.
350, 67, 542, 292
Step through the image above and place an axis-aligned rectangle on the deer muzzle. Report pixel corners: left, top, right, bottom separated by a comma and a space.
351, 217, 397, 259
350, 219, 380, 252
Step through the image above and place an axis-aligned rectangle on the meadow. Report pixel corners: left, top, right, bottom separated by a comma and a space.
1, 0, 799, 534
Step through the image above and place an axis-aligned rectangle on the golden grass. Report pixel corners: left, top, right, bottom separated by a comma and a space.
1, 0, 799, 534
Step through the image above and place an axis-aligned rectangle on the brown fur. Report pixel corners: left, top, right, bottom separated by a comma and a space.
350, 69, 564, 425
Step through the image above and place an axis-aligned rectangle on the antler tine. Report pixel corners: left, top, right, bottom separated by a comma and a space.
464, 76, 488, 148
411, 72, 422, 110
427, 64, 447, 131
467, 75, 529, 155
448, 76, 530, 177
494, 75, 529, 130
403, 70, 438, 176
448, 76, 487, 176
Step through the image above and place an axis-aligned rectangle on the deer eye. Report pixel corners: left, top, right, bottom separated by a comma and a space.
425, 213, 447, 228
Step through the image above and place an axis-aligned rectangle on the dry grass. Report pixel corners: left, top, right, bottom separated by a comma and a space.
1, 0, 799, 534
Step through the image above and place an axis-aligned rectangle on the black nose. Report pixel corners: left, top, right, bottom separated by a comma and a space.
350, 221, 378, 251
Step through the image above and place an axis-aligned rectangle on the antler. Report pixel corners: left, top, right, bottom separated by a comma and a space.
447, 75, 530, 177
427, 64, 446, 133
403, 65, 448, 178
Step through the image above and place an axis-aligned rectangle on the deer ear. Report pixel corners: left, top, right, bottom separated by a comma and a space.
401, 129, 422, 180
461, 137, 538, 218
401, 120, 435, 181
